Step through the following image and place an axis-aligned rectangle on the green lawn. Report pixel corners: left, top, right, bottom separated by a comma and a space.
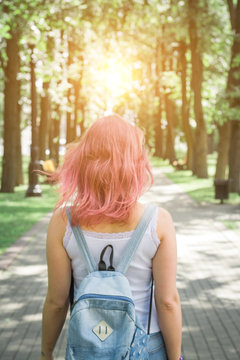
222, 220, 240, 230
151, 153, 239, 205
0, 156, 59, 255
0, 182, 58, 255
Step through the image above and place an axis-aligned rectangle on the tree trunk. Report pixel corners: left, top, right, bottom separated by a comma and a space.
164, 93, 176, 163
179, 41, 194, 170
39, 82, 50, 161
66, 87, 74, 144
154, 103, 163, 157
1, 31, 19, 193
207, 133, 215, 154
79, 102, 86, 137
26, 45, 42, 197
48, 116, 54, 160
154, 37, 163, 157
188, 0, 208, 178
73, 81, 80, 140
215, 121, 231, 179
15, 48, 23, 186
215, 1, 239, 182
66, 40, 74, 144
51, 104, 60, 166
227, 0, 240, 193
229, 121, 240, 192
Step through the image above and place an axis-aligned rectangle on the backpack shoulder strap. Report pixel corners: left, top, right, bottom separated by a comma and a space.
66, 207, 97, 273
117, 205, 157, 274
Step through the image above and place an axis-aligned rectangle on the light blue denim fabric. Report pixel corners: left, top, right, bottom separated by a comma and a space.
66, 330, 167, 360
66, 271, 147, 360
148, 332, 168, 360
65, 272, 168, 360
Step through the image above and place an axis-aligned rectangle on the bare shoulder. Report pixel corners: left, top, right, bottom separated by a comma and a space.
156, 207, 175, 240
157, 207, 173, 225
48, 208, 68, 244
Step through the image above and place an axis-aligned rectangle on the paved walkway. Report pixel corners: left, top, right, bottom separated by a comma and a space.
0, 169, 240, 360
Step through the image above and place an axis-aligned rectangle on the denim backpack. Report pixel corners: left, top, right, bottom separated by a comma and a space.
65, 205, 156, 360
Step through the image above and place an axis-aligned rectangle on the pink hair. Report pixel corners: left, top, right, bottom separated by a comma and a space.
53, 114, 153, 226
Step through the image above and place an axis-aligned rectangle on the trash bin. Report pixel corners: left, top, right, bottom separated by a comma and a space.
214, 179, 229, 204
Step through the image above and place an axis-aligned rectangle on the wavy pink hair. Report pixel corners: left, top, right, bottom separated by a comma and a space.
53, 114, 153, 226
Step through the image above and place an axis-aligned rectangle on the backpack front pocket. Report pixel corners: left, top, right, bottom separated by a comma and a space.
66, 296, 135, 360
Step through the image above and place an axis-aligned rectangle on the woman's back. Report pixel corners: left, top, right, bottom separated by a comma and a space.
63, 203, 161, 332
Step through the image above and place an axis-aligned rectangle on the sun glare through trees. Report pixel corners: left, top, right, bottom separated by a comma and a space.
0, 0, 240, 194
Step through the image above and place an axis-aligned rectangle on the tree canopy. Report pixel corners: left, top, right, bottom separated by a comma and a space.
0, 0, 240, 193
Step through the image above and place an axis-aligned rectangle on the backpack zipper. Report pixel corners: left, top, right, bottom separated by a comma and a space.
76, 293, 134, 305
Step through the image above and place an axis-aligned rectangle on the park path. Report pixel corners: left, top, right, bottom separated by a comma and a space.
0, 168, 240, 360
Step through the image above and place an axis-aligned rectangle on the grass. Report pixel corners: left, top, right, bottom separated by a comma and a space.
0, 183, 58, 255
151, 153, 239, 205
0, 155, 58, 255
222, 220, 240, 231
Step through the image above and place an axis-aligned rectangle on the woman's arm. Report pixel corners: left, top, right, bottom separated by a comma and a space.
152, 208, 182, 360
39, 210, 71, 360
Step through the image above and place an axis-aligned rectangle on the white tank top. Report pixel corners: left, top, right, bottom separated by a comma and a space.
63, 207, 161, 333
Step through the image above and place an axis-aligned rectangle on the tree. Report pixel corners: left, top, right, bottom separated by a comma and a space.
188, 0, 208, 178
164, 92, 177, 163
227, 0, 240, 193
1, 0, 240, 189
0, 0, 49, 192
214, 0, 235, 180
39, 81, 50, 161
154, 37, 164, 157
15, 49, 23, 186
1, 29, 19, 192
214, 0, 240, 193
179, 40, 194, 170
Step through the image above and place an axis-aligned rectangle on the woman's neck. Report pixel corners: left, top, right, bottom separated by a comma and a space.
81, 202, 145, 233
